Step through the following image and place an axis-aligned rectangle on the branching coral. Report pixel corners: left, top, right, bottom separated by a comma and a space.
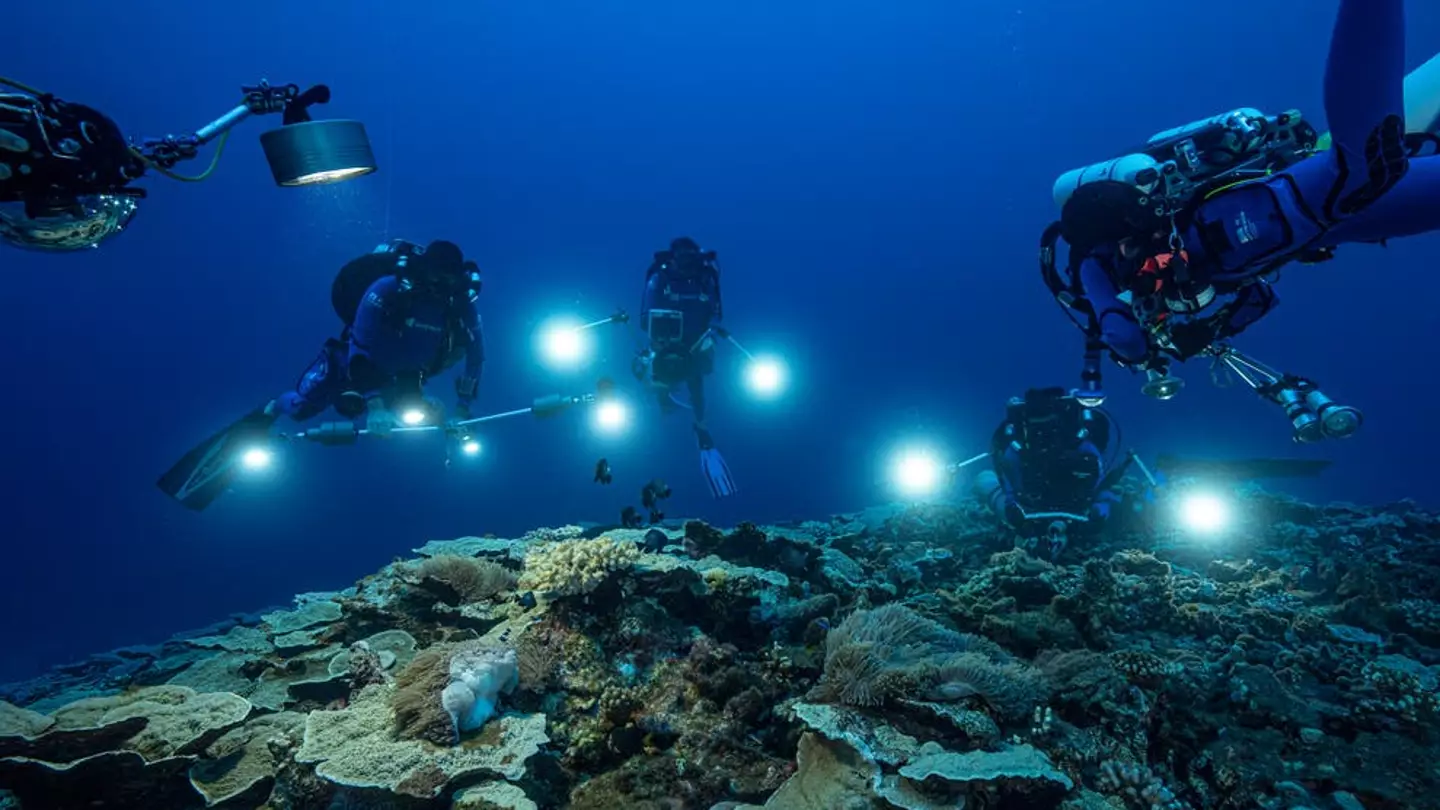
415, 555, 515, 603
519, 536, 640, 597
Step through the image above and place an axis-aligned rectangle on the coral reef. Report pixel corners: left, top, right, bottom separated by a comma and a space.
3, 489, 1440, 808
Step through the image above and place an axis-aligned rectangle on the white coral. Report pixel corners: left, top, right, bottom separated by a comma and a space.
518, 536, 640, 597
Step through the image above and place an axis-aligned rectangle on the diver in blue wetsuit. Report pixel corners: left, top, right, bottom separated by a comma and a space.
272, 239, 485, 430
156, 238, 485, 512
633, 237, 737, 498
1046, 0, 1424, 373
974, 388, 1128, 558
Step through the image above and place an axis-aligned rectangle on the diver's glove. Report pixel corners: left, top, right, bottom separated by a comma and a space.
366, 398, 397, 436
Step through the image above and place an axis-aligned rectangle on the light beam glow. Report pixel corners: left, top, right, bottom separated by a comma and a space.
537, 317, 591, 371
745, 355, 788, 400
890, 447, 944, 498
401, 408, 428, 426
1178, 492, 1231, 535
593, 399, 631, 435
461, 439, 482, 456
240, 447, 273, 471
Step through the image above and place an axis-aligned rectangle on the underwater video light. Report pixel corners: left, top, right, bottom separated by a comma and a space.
240, 447, 274, 471
890, 447, 944, 498
461, 439, 482, 456
537, 317, 590, 370
260, 119, 377, 187
744, 355, 788, 400
1177, 492, 1231, 536
401, 408, 428, 427
593, 398, 631, 436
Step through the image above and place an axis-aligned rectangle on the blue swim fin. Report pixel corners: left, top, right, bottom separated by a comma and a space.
699, 447, 737, 498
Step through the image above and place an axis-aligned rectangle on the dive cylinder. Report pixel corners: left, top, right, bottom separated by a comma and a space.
1145, 107, 1267, 157
1051, 153, 1168, 211
1052, 107, 1292, 212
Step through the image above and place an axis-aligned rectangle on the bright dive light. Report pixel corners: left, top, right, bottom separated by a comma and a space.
593, 399, 630, 435
461, 439, 481, 456
538, 318, 590, 370
891, 448, 944, 498
1179, 492, 1231, 535
259, 120, 378, 187
401, 408, 427, 426
745, 356, 787, 399
240, 447, 273, 471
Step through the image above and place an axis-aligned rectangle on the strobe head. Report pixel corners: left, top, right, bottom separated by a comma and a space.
1305, 389, 1363, 439
1141, 368, 1185, 401
1272, 387, 1324, 443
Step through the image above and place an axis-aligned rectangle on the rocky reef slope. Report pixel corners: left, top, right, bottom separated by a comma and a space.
3, 485, 1439, 809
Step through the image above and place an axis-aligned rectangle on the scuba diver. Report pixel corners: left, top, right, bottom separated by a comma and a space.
271, 239, 484, 430
973, 388, 1132, 558
0, 76, 374, 251
1039, 0, 1427, 438
633, 237, 738, 498
156, 239, 483, 510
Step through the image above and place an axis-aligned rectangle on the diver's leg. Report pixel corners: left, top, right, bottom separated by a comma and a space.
1291, 0, 1408, 219
687, 376, 707, 425
274, 340, 344, 421
1321, 154, 1440, 244
1324, 0, 1405, 163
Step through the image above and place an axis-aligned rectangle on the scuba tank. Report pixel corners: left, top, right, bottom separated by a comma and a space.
1052, 108, 1318, 214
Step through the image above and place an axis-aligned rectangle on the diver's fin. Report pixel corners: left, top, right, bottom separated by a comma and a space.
699, 447, 737, 498
1154, 455, 1331, 480
157, 405, 277, 511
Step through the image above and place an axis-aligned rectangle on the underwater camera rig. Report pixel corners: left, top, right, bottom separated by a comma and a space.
1052, 107, 1319, 216
1128, 343, 1362, 443
0, 75, 375, 251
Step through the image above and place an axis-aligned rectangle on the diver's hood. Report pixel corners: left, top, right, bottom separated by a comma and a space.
0, 195, 139, 251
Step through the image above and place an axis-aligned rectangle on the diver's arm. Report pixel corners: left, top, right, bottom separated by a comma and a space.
455, 303, 484, 407
640, 273, 661, 329
1218, 282, 1279, 338
709, 270, 724, 324
1078, 257, 1149, 365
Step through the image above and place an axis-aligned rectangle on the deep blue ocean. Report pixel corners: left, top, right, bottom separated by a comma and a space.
4, 0, 1439, 682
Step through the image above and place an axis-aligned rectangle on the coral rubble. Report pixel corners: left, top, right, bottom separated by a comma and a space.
3, 487, 1440, 808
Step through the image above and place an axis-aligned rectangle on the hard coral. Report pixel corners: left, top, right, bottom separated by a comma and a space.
520, 536, 640, 597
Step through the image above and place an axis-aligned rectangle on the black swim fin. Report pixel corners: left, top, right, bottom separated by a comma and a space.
157, 405, 278, 511
1154, 455, 1331, 480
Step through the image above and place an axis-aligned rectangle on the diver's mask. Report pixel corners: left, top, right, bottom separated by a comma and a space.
0, 194, 139, 250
